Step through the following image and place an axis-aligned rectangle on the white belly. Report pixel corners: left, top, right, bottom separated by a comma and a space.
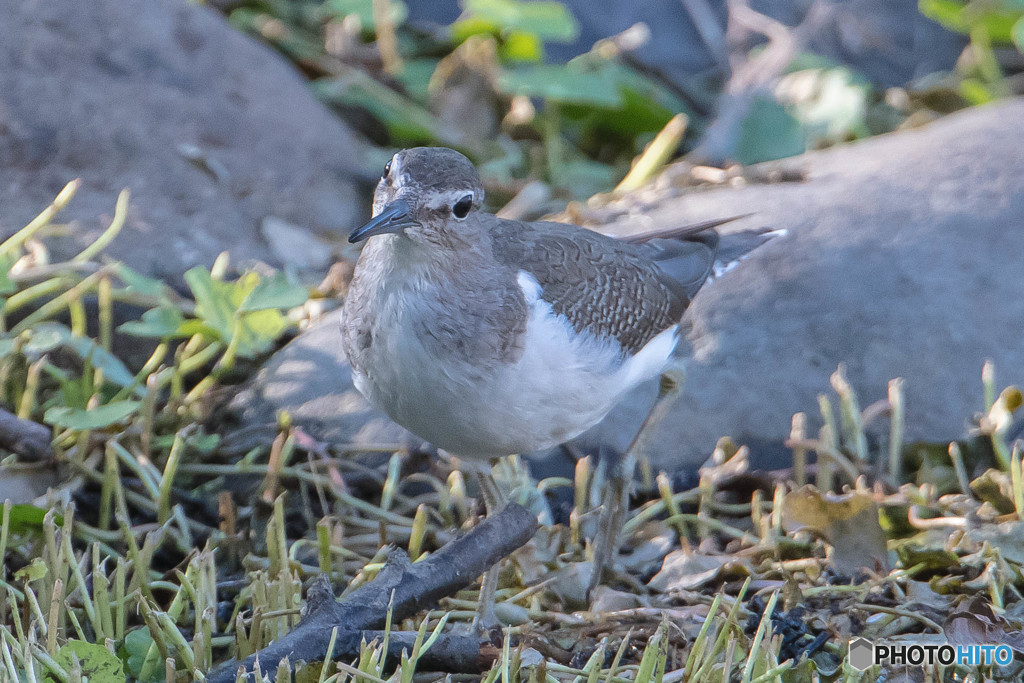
348, 272, 679, 459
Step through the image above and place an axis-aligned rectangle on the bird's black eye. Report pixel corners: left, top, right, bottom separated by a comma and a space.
382, 159, 392, 180
452, 194, 473, 220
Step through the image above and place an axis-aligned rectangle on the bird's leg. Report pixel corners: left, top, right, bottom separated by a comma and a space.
588, 359, 686, 596
471, 459, 505, 632
587, 445, 629, 596
474, 464, 504, 515
629, 358, 686, 468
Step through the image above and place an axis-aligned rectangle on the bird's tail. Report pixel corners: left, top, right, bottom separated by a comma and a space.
711, 227, 786, 278
628, 215, 783, 313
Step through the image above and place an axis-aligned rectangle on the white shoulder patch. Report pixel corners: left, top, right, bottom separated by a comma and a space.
517, 270, 543, 302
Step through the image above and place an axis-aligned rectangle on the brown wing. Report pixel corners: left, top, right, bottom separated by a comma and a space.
489, 218, 717, 355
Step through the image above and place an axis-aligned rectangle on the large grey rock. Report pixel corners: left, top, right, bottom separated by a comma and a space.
589, 97, 1024, 469
232, 99, 1024, 472
0, 0, 364, 280
227, 317, 411, 449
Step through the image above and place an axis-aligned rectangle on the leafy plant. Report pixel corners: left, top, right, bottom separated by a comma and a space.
0, 183, 308, 445
454, 0, 579, 61
230, 0, 698, 201
920, 0, 1024, 103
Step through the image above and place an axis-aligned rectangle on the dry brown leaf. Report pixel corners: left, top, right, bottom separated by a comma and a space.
944, 595, 1024, 652
590, 586, 650, 613
970, 469, 1016, 515
617, 527, 676, 573
429, 36, 501, 152
546, 562, 594, 609
648, 550, 750, 592
905, 580, 952, 611
964, 519, 1024, 565
699, 441, 749, 487
783, 485, 889, 575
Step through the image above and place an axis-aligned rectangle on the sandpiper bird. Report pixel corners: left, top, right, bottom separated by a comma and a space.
341, 147, 723, 456
341, 147, 767, 621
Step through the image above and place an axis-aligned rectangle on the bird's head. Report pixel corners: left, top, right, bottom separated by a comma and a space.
348, 147, 486, 246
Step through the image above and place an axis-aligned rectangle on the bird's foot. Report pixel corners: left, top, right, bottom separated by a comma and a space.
587, 363, 686, 598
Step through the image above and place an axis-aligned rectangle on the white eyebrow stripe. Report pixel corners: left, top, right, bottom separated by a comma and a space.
422, 189, 474, 210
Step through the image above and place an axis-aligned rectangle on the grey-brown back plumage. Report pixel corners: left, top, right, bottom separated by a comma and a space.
489, 218, 717, 354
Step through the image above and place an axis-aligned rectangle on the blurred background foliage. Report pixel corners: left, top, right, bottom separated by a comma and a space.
223, 0, 1024, 211
920, 0, 1024, 103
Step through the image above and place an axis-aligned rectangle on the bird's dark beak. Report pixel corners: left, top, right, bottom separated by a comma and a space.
348, 199, 417, 243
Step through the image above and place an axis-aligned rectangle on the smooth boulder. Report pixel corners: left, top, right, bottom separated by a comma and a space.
226, 317, 411, 451
589, 97, 1024, 468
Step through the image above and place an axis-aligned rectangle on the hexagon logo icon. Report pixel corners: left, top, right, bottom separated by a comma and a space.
848, 638, 874, 671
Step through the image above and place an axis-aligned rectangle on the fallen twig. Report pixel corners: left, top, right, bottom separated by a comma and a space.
298, 630, 496, 674
208, 502, 538, 682
0, 407, 52, 462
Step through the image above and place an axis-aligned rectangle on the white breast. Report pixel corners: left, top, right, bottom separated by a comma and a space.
348, 269, 679, 459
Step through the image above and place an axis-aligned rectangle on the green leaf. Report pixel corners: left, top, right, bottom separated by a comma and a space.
239, 273, 309, 312
1012, 15, 1024, 51
562, 62, 687, 140
5, 504, 61, 534
118, 306, 187, 338
313, 77, 439, 145
735, 94, 806, 165
113, 264, 170, 299
14, 557, 48, 582
23, 322, 70, 355
560, 158, 620, 199
24, 323, 136, 389
960, 77, 996, 104
237, 310, 290, 357
779, 66, 871, 147
56, 640, 124, 683
184, 267, 237, 342
0, 338, 17, 358
184, 267, 295, 359
451, 16, 503, 43
500, 30, 544, 62
497, 63, 622, 106
123, 629, 156, 680
920, 0, 969, 31
978, 11, 1020, 42
64, 337, 137, 388
45, 401, 141, 431
464, 0, 578, 42
394, 58, 440, 101
0, 255, 16, 296
190, 431, 221, 454
919, 0, 1023, 41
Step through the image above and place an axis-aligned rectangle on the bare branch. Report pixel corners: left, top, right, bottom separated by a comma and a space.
0, 407, 52, 462
208, 502, 538, 682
